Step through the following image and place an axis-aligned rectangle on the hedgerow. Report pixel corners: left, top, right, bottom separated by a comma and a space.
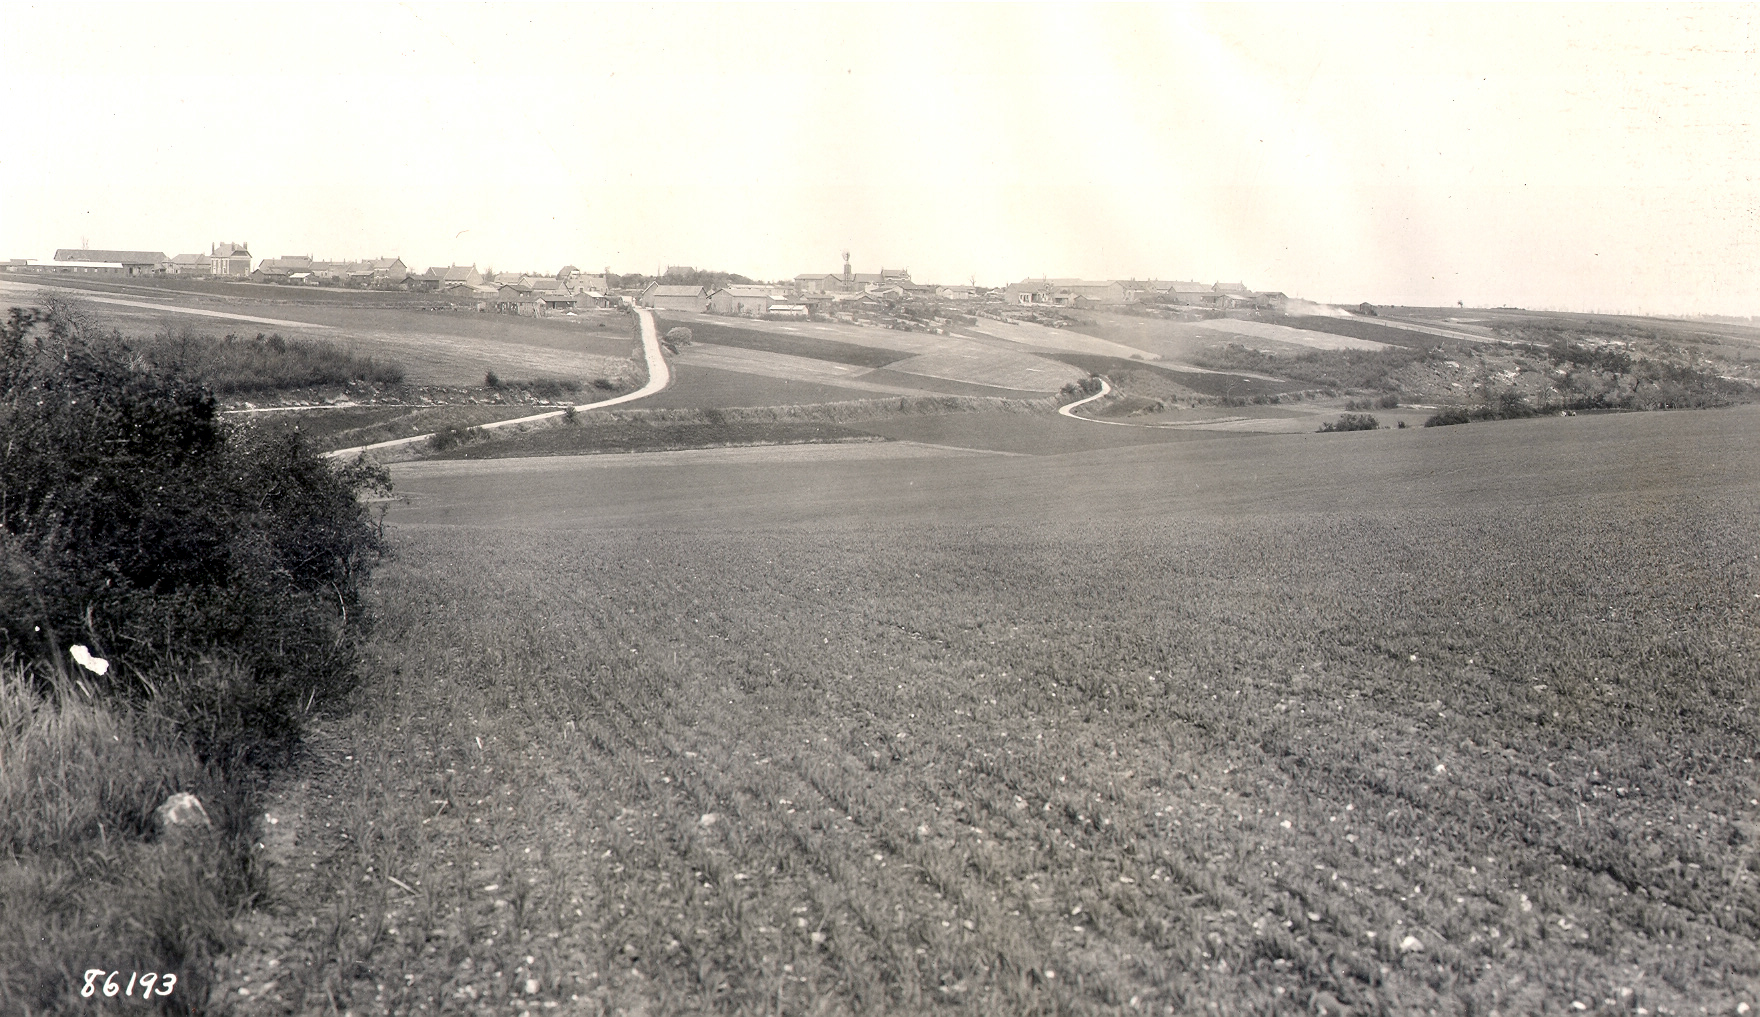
0, 303, 390, 760
0, 301, 391, 1010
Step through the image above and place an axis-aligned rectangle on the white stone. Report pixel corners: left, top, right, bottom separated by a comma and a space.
155, 792, 211, 837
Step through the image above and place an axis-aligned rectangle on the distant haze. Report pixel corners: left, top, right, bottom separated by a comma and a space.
2, 4, 1755, 315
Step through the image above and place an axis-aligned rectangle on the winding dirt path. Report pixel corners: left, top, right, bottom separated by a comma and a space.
324, 308, 669, 460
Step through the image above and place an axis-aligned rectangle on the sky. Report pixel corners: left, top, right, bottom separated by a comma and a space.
1, 3, 1756, 314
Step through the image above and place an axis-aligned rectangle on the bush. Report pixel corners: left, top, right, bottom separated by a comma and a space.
1318, 413, 1380, 432
0, 305, 389, 761
1425, 391, 1543, 428
0, 305, 385, 1008
1424, 407, 1473, 427
428, 425, 490, 452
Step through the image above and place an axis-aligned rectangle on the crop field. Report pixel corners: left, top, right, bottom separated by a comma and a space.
883, 350, 1083, 393
658, 315, 1091, 394
672, 346, 933, 397
664, 319, 906, 369
209, 406, 1760, 1015
0, 279, 640, 387
637, 364, 896, 411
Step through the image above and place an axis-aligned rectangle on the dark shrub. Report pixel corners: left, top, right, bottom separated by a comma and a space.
1318, 413, 1380, 432
0, 306, 389, 760
1425, 407, 1473, 427
525, 377, 582, 401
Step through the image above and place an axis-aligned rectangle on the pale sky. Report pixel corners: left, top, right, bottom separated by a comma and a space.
2, 3, 1756, 314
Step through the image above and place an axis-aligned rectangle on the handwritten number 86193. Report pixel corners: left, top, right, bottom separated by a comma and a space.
80, 970, 176, 999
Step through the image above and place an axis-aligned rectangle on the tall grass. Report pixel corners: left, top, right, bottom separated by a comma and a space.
0, 662, 253, 1013
152, 328, 405, 393
1, 302, 387, 1011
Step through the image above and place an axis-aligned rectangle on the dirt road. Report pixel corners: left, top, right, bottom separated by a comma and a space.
324, 308, 669, 460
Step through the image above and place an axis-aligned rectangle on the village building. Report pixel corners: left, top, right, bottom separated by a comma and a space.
54, 249, 168, 276
1161, 281, 1214, 305
251, 256, 313, 284
167, 253, 210, 276
209, 242, 252, 277
560, 267, 611, 295
370, 258, 408, 285
706, 285, 776, 316
639, 283, 709, 312
19, 259, 129, 276
792, 255, 912, 295
431, 265, 484, 289
1003, 278, 1127, 307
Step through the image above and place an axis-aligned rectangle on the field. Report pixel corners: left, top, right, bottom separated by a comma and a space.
658, 315, 1089, 395
0, 278, 641, 388
206, 406, 1760, 1015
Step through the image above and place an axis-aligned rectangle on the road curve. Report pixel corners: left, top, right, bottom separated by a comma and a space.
1057, 376, 1126, 423
324, 307, 670, 460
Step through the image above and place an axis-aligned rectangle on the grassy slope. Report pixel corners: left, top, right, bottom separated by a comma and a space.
214, 408, 1760, 1016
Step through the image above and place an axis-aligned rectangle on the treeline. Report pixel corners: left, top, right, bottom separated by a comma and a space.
611, 266, 756, 291
0, 303, 390, 1006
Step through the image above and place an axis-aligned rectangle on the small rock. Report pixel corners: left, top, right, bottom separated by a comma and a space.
699, 813, 719, 827
155, 792, 211, 839
1398, 935, 1424, 953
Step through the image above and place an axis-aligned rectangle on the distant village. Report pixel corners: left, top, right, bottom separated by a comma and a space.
1, 245, 1288, 332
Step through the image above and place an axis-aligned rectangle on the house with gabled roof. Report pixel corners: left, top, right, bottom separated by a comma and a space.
639, 283, 708, 312
431, 265, 483, 288
168, 253, 210, 276
1161, 281, 1213, 304
210, 242, 251, 277
370, 258, 408, 285
707, 285, 776, 316
252, 256, 313, 283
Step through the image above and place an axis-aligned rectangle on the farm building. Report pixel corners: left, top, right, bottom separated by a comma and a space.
252, 256, 314, 283
17, 260, 129, 276
210, 242, 252, 277
562, 268, 610, 294
168, 253, 210, 276
766, 303, 810, 319
640, 284, 708, 312
1003, 278, 1127, 307
370, 258, 408, 285
1160, 281, 1214, 305
423, 265, 483, 288
54, 249, 168, 276
707, 285, 776, 316
793, 260, 912, 294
